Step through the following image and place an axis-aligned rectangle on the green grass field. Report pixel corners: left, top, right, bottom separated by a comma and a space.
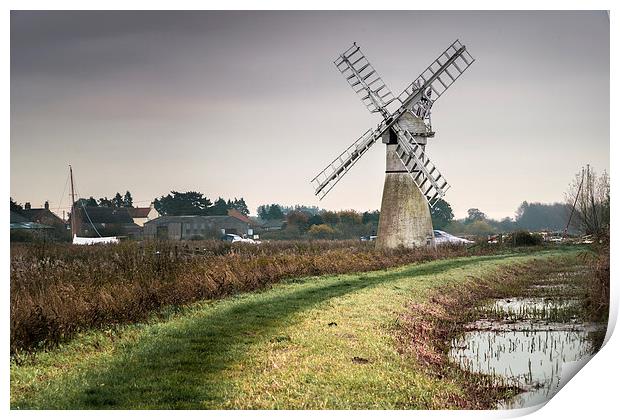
11, 247, 580, 409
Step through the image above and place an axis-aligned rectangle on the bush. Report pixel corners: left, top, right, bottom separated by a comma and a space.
10, 230, 54, 243
308, 224, 336, 239
10, 230, 36, 242
464, 220, 495, 236
513, 231, 543, 246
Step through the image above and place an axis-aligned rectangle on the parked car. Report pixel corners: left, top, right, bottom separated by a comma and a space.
360, 235, 377, 241
487, 234, 500, 244
223, 234, 261, 244
433, 230, 474, 245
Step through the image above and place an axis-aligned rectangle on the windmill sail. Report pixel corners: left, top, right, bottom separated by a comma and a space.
311, 122, 388, 199
392, 123, 450, 207
334, 43, 396, 115
313, 40, 473, 205
396, 39, 475, 117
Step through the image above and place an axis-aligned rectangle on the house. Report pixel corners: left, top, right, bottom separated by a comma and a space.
18, 201, 69, 240
21, 201, 66, 228
227, 208, 254, 225
227, 209, 261, 236
10, 211, 54, 236
143, 215, 251, 240
10, 210, 55, 241
126, 203, 160, 227
258, 219, 285, 231
70, 206, 141, 238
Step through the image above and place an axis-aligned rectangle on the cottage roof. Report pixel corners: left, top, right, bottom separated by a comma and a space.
126, 207, 151, 218
73, 207, 134, 224
227, 209, 257, 226
20, 208, 65, 226
10, 211, 29, 223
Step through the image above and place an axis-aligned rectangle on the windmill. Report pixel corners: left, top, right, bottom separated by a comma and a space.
311, 40, 475, 249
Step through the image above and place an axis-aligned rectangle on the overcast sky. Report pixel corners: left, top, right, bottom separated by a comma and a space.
10, 11, 609, 219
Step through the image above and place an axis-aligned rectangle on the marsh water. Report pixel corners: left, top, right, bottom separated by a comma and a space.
449, 270, 606, 409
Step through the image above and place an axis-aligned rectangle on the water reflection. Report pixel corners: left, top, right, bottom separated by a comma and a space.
486, 298, 580, 319
449, 294, 605, 409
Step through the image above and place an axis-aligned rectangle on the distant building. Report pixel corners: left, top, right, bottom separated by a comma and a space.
17, 201, 68, 240
126, 203, 160, 227
143, 215, 251, 240
227, 209, 261, 231
258, 219, 285, 231
10, 210, 54, 238
70, 206, 141, 238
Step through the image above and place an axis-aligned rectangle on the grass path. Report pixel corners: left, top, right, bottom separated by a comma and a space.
11, 247, 579, 409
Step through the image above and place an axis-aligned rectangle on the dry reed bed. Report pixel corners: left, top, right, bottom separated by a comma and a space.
585, 235, 610, 320
11, 240, 491, 353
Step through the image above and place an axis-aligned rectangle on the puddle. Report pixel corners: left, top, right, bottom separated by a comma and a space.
449, 290, 605, 409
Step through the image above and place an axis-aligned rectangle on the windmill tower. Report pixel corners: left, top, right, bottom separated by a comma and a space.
311, 40, 475, 249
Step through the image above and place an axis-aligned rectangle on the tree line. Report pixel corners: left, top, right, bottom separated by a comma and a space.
259, 208, 381, 240
256, 199, 454, 239
565, 166, 609, 236
60, 190, 253, 218
11, 165, 608, 241
154, 191, 249, 216
256, 204, 322, 221
255, 192, 599, 240
75, 191, 135, 209
439, 202, 579, 236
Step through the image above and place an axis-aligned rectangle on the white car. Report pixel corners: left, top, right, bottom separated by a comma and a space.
224, 234, 261, 244
433, 230, 474, 245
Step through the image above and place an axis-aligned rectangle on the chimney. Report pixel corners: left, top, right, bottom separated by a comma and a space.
24, 202, 31, 210
44, 201, 49, 210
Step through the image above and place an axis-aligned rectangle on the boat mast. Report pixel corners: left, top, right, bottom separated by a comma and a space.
69, 165, 76, 238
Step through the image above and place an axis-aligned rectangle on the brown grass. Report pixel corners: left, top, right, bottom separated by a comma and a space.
11, 240, 496, 353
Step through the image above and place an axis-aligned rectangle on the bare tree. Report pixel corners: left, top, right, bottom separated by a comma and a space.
565, 165, 610, 235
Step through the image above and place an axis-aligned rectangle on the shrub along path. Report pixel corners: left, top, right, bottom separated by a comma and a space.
11, 247, 579, 409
